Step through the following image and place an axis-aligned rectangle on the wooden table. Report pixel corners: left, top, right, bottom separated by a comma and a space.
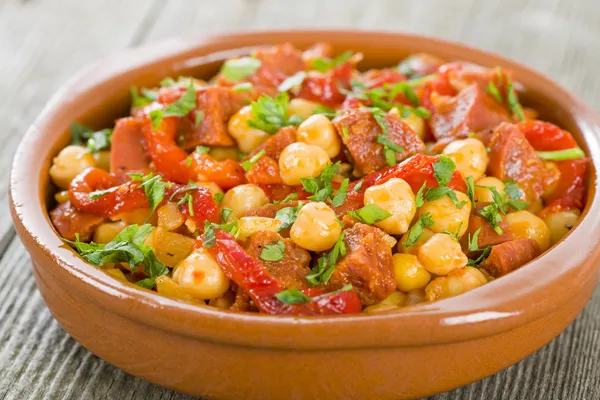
1, 0, 599, 398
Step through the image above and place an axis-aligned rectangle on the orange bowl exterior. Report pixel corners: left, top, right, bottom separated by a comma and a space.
10, 31, 600, 399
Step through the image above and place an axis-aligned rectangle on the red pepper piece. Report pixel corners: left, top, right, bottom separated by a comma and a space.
544, 158, 589, 209
348, 154, 466, 194
298, 62, 353, 108
206, 229, 362, 315
69, 167, 219, 226
245, 156, 283, 185
517, 120, 578, 151
141, 117, 246, 189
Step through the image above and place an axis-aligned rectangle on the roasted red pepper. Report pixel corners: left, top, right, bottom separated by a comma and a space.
69, 167, 219, 226
141, 117, 246, 189
298, 62, 353, 108
517, 120, 578, 151
348, 154, 466, 194
544, 158, 589, 210
205, 229, 362, 315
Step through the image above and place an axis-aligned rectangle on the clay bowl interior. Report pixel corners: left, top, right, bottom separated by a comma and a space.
9, 31, 600, 399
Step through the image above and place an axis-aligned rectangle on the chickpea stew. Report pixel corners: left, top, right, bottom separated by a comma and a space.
48, 43, 589, 316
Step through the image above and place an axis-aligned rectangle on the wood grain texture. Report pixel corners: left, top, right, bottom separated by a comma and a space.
1, 0, 599, 399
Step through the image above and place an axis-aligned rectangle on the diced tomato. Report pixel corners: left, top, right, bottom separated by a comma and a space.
297, 62, 353, 108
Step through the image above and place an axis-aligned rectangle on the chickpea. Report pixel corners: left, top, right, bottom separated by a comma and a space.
296, 114, 341, 158
417, 191, 470, 237
238, 217, 282, 240
113, 208, 157, 226
90, 150, 110, 171
443, 138, 488, 181
364, 178, 416, 235
526, 198, 544, 215
156, 275, 198, 302
405, 289, 426, 305
209, 147, 239, 161
543, 161, 560, 197
393, 253, 431, 292
220, 184, 268, 220
227, 105, 270, 153
474, 177, 504, 203
425, 267, 487, 301
398, 227, 435, 255
54, 190, 69, 204
145, 227, 195, 267
288, 98, 321, 119
49, 145, 96, 189
401, 113, 426, 140
363, 291, 406, 313
505, 210, 550, 252
197, 181, 224, 198
93, 221, 127, 244
157, 202, 185, 231
544, 209, 581, 245
278, 142, 330, 185
173, 248, 230, 299
417, 233, 468, 275
290, 202, 341, 252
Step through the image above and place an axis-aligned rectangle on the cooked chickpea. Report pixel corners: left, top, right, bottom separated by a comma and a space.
296, 114, 341, 158
156, 275, 198, 302
93, 221, 127, 244
418, 233, 468, 275
526, 198, 544, 215
227, 105, 270, 153
393, 253, 431, 292
157, 202, 185, 231
474, 177, 504, 203
398, 227, 435, 255
54, 190, 69, 204
405, 289, 426, 305
92, 151, 111, 171
49, 145, 96, 189
363, 291, 406, 313
288, 98, 321, 119
290, 202, 341, 252
220, 184, 268, 220
543, 161, 560, 197
425, 267, 487, 301
113, 208, 156, 226
197, 181, 224, 198
278, 142, 330, 185
364, 178, 416, 235
401, 113, 426, 140
209, 147, 239, 161
505, 210, 551, 252
238, 217, 282, 240
443, 138, 488, 181
544, 209, 581, 245
173, 248, 230, 299
417, 191, 470, 237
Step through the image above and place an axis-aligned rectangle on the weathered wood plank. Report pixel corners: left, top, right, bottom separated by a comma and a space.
1, 0, 600, 399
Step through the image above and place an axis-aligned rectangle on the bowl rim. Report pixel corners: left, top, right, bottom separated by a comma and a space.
10, 29, 600, 350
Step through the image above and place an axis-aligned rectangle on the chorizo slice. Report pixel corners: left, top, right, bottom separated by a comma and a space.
333, 109, 426, 176
110, 117, 150, 175
460, 212, 514, 256
430, 84, 510, 142
246, 126, 296, 160
327, 223, 396, 306
480, 238, 541, 278
487, 122, 556, 202
50, 201, 106, 242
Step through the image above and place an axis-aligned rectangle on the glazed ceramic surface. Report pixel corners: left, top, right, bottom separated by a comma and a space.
10, 31, 600, 399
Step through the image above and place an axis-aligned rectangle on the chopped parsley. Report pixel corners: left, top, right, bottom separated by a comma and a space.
352, 179, 364, 192
202, 218, 240, 248
221, 207, 233, 223
467, 247, 492, 266
306, 233, 347, 285
195, 145, 211, 154
415, 182, 427, 208
88, 187, 118, 200
331, 178, 349, 207
241, 149, 265, 171
220, 57, 261, 81
149, 83, 197, 130
247, 93, 293, 134
465, 176, 476, 204
403, 213, 434, 247
300, 161, 341, 202
176, 192, 195, 216
536, 148, 585, 161
129, 86, 155, 108
65, 224, 168, 288
478, 202, 504, 235
213, 192, 224, 203
347, 204, 391, 225
275, 202, 304, 231
260, 241, 286, 262
194, 110, 204, 127
485, 81, 503, 103
134, 173, 166, 217
467, 227, 482, 252
275, 288, 311, 305
371, 107, 402, 166
277, 71, 306, 92
432, 155, 456, 187
232, 82, 254, 92
312, 104, 337, 118
311, 51, 354, 72
506, 77, 525, 121
273, 193, 299, 204
70, 123, 113, 153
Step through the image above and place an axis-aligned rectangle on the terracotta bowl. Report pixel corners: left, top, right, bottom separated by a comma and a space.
10, 30, 600, 399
